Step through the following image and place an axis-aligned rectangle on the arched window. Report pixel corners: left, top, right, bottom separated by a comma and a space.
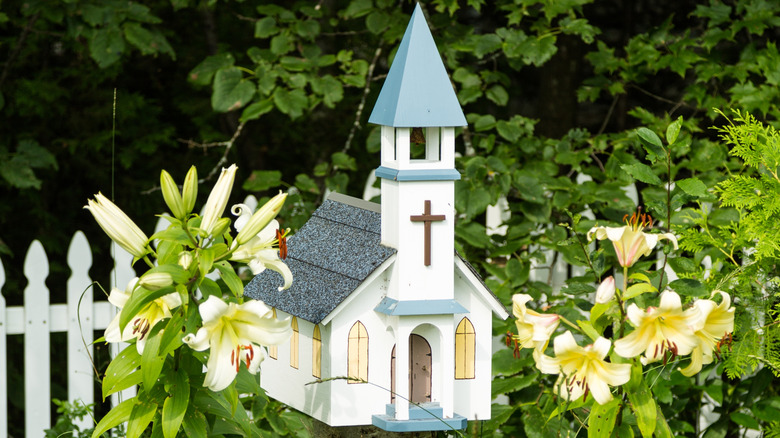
312, 325, 322, 378
290, 317, 299, 369
269, 309, 278, 359
455, 317, 475, 379
347, 321, 368, 384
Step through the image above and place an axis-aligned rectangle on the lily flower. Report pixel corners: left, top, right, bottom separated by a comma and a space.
587, 209, 677, 267
536, 331, 630, 405
512, 294, 560, 352
614, 290, 700, 363
84, 193, 149, 259
595, 276, 616, 304
183, 295, 292, 392
680, 291, 735, 377
231, 206, 293, 290
233, 192, 287, 246
200, 164, 237, 237
104, 277, 182, 354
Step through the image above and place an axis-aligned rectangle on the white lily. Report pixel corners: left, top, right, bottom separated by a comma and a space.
84, 193, 149, 258
512, 294, 560, 352
614, 290, 700, 363
536, 331, 631, 405
680, 291, 735, 376
104, 277, 182, 354
200, 164, 237, 237
230, 209, 293, 290
587, 210, 677, 267
183, 295, 292, 392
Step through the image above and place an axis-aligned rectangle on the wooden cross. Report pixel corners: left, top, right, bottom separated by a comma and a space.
410, 200, 445, 266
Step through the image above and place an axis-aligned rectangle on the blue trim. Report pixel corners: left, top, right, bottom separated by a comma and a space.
375, 297, 469, 316
375, 167, 461, 181
372, 403, 468, 432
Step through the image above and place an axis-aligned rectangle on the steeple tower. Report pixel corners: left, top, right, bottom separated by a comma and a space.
368, 3, 466, 304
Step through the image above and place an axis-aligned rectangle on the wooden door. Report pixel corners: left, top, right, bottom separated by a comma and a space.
409, 334, 431, 403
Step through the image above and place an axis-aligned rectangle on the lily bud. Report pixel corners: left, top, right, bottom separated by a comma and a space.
234, 192, 288, 245
182, 165, 198, 215
178, 251, 194, 270
84, 193, 149, 258
160, 170, 186, 219
200, 164, 237, 237
211, 217, 232, 238
139, 272, 174, 290
595, 276, 616, 304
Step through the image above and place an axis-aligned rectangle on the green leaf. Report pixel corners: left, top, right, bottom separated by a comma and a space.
91, 397, 135, 438
212, 67, 256, 113
119, 286, 176, 333
588, 398, 620, 437
577, 320, 600, 341
159, 310, 185, 357
182, 405, 208, 438
666, 116, 683, 145
637, 127, 666, 162
141, 329, 165, 390
89, 26, 125, 68
214, 261, 244, 297
628, 381, 657, 437
243, 170, 282, 191
188, 53, 234, 86
123, 23, 173, 58
654, 404, 673, 438
491, 374, 536, 398
486, 85, 509, 106
162, 372, 190, 438
669, 278, 708, 298
331, 151, 357, 170
240, 98, 274, 123
127, 396, 157, 438
624, 282, 656, 300
729, 412, 760, 430
254, 17, 278, 38
102, 344, 142, 399
295, 173, 320, 194
272, 87, 308, 119
620, 163, 663, 185
677, 177, 707, 197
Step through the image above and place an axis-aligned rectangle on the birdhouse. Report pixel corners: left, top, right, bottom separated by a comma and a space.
245, 4, 509, 432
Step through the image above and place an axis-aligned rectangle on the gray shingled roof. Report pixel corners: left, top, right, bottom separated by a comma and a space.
244, 193, 397, 324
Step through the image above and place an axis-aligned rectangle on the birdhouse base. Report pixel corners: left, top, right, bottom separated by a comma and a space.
371, 403, 467, 432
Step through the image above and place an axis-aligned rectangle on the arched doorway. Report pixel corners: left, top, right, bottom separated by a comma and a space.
409, 334, 432, 403
390, 334, 432, 404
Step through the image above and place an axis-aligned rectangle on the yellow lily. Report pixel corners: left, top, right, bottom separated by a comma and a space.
680, 291, 735, 376
536, 331, 631, 405
512, 294, 560, 351
200, 164, 237, 237
614, 290, 700, 363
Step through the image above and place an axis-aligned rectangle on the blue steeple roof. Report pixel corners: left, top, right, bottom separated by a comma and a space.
368, 4, 467, 127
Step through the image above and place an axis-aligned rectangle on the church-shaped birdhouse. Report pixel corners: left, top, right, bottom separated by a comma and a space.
245, 4, 509, 432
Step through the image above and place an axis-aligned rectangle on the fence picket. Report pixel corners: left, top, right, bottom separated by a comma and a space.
23, 241, 52, 437
67, 231, 95, 430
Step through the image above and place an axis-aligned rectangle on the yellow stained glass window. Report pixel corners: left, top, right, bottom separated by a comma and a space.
312, 325, 322, 378
347, 321, 368, 384
290, 317, 299, 369
455, 317, 475, 379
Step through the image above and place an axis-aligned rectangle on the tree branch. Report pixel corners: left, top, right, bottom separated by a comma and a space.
342, 46, 382, 154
